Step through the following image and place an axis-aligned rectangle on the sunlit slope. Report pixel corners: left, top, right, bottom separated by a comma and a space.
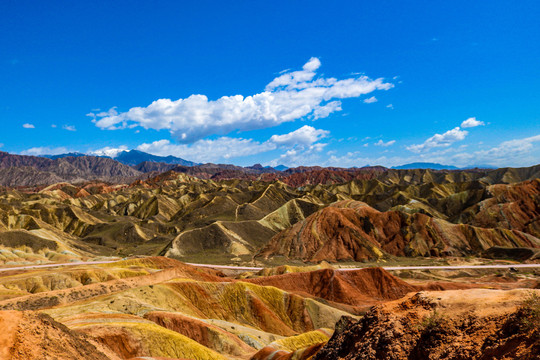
313, 289, 540, 360
0, 256, 537, 359
1, 167, 539, 265
0, 258, 359, 359
257, 200, 540, 262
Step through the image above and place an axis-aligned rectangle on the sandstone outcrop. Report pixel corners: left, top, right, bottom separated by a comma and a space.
313, 289, 540, 360
257, 200, 540, 262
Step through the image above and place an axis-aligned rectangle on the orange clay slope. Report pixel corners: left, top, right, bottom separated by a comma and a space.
313, 288, 540, 360
0, 257, 538, 359
256, 199, 540, 262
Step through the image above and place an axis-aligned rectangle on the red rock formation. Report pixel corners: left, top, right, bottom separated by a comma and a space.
257, 200, 540, 262
461, 179, 540, 238
246, 268, 418, 313
144, 311, 256, 357
312, 289, 540, 360
0, 310, 118, 359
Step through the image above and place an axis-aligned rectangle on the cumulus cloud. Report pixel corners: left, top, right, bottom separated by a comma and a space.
311, 101, 342, 119
411, 135, 540, 168
22, 123, 35, 129
374, 139, 395, 147
268, 143, 327, 168
133, 125, 329, 164
137, 138, 275, 163
494, 134, 540, 152
266, 125, 329, 166
406, 127, 468, 153
20, 146, 68, 156
269, 125, 329, 146
307, 133, 540, 169
321, 146, 464, 169
459, 134, 540, 166
63, 125, 76, 131
86, 107, 118, 122
323, 152, 386, 168
89, 146, 128, 158
461, 117, 484, 128
91, 58, 393, 143
363, 96, 378, 104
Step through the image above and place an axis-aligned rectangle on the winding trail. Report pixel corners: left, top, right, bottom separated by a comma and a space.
1, 260, 539, 273
0, 260, 117, 273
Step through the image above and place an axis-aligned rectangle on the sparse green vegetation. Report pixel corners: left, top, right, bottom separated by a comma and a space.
519, 291, 540, 336
419, 309, 446, 333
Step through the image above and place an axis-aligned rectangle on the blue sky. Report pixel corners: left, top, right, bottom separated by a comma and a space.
1, 0, 539, 168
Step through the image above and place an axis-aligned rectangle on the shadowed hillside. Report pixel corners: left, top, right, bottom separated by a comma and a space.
0, 163, 539, 265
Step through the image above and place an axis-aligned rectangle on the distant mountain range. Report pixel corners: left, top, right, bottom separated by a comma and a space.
392, 162, 497, 170
392, 162, 459, 170
114, 150, 198, 167
43, 152, 493, 172
43, 152, 88, 159
45, 150, 198, 167
0, 151, 142, 187
44, 149, 292, 171
41, 149, 293, 174
1, 150, 529, 188
0, 151, 292, 187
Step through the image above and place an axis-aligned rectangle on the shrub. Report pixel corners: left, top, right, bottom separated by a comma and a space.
419, 309, 445, 333
520, 291, 540, 336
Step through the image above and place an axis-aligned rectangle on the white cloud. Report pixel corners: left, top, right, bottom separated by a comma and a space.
22, 123, 35, 129
406, 127, 468, 153
265, 57, 321, 89
311, 101, 342, 119
291, 133, 540, 169
265, 126, 330, 166
20, 147, 68, 156
134, 125, 329, 164
86, 107, 118, 123
63, 125, 76, 131
268, 143, 327, 167
374, 139, 396, 147
269, 125, 329, 146
363, 96, 378, 104
321, 151, 384, 168
461, 117, 484, 128
137, 138, 275, 163
386, 104, 394, 109
51, 124, 57, 128
321, 147, 463, 168
92, 58, 393, 143
411, 135, 540, 168
89, 146, 129, 158
460, 134, 540, 167
496, 134, 540, 152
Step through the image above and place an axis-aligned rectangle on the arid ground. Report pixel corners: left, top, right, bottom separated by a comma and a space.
0, 158, 539, 359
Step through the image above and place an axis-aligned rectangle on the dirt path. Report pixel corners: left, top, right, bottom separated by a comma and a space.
0, 260, 117, 272
1, 260, 539, 273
